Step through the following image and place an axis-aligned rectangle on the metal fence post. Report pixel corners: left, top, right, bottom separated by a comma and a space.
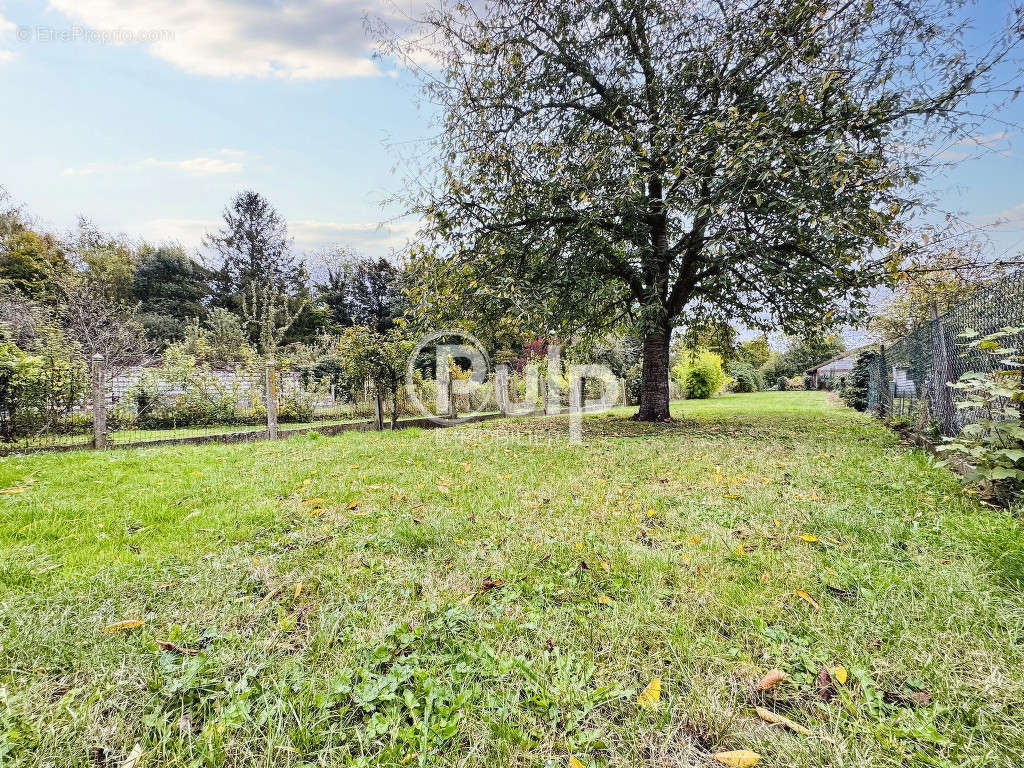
91, 353, 107, 450
373, 384, 384, 430
265, 359, 279, 439
929, 302, 956, 435
878, 345, 890, 418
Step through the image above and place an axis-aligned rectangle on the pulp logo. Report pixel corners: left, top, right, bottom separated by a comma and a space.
405, 330, 622, 443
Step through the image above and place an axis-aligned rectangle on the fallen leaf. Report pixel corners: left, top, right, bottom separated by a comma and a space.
638, 676, 661, 708
688, 535, 702, 544
122, 743, 143, 768
598, 559, 610, 571
103, 620, 144, 633
753, 670, 787, 692
755, 706, 812, 735
832, 665, 848, 685
0, 485, 27, 494
597, 594, 613, 605
795, 589, 820, 609
157, 640, 197, 656
481, 576, 504, 591
256, 588, 281, 607
302, 498, 326, 506
347, 499, 361, 510
724, 493, 743, 500
816, 666, 835, 701
713, 750, 760, 767
294, 582, 303, 598
884, 689, 931, 707
568, 756, 586, 768
798, 533, 818, 542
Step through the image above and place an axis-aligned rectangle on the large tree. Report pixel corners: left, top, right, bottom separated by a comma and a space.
391, 0, 1023, 420
132, 244, 212, 344
317, 253, 406, 333
204, 191, 311, 345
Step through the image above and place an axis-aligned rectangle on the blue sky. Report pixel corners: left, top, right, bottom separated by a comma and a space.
0, 0, 1023, 267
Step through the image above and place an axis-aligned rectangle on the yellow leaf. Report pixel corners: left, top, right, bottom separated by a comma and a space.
0, 485, 27, 495
724, 493, 742, 500
302, 498, 326, 506
755, 706, 812, 735
598, 559, 610, 571
437, 484, 450, 495
638, 677, 661, 708
597, 594, 613, 605
122, 743, 144, 768
688, 535, 702, 544
103, 620, 144, 632
799, 533, 818, 542
347, 499, 361, 509
294, 582, 303, 598
713, 750, 761, 767
568, 757, 586, 768
795, 589, 820, 610
833, 665, 848, 685
735, 544, 747, 556
463, 462, 472, 472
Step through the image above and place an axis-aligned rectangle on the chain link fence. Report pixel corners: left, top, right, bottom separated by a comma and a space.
866, 270, 1024, 437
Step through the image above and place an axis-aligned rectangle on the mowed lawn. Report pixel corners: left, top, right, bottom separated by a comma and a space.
2, 392, 1023, 767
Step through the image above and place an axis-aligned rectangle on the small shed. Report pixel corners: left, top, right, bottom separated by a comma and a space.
804, 348, 867, 389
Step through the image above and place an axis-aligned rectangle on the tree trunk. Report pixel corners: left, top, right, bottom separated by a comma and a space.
633, 322, 671, 421
391, 388, 398, 430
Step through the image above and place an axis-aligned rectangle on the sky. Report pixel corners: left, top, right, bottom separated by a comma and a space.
1, 0, 1023, 273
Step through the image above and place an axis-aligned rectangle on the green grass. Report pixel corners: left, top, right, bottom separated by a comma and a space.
1, 391, 1022, 767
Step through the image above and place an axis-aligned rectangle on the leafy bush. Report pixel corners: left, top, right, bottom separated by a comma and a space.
727, 361, 764, 393
0, 326, 86, 441
936, 327, 1024, 501
840, 349, 877, 411
776, 376, 789, 391
684, 353, 727, 399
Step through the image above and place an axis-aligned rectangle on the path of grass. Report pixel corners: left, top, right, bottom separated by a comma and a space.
1, 391, 1022, 767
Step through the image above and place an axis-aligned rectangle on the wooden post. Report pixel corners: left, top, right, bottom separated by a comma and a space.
265, 359, 279, 439
91, 353, 107, 450
495, 364, 511, 415
374, 388, 384, 430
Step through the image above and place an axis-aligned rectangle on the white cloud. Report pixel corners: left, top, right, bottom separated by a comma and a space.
0, 11, 16, 61
290, 218, 420, 249
989, 202, 1024, 226
47, 0, 416, 79
139, 216, 420, 258
141, 156, 243, 175
63, 150, 244, 176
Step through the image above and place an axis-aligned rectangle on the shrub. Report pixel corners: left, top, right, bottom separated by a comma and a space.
936, 327, 1024, 502
776, 376, 789, 391
727, 361, 763, 393
840, 350, 876, 411
684, 354, 727, 399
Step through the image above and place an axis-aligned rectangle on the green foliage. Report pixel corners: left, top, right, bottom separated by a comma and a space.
675, 350, 726, 399
727, 361, 764, 393
338, 326, 417, 427
937, 327, 1024, 500
180, 308, 256, 364
735, 337, 771, 369
0, 319, 86, 441
840, 350, 878, 411
0, 211, 70, 302
133, 244, 212, 345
